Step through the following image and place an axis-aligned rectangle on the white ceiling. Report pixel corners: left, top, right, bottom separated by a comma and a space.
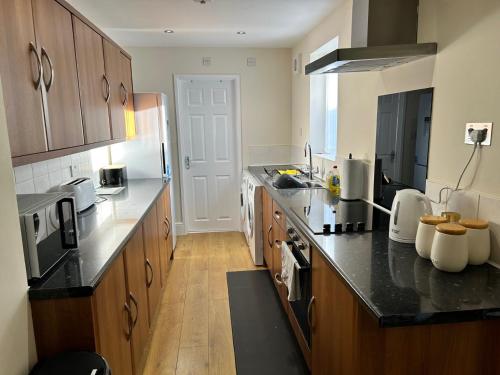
67, 0, 344, 48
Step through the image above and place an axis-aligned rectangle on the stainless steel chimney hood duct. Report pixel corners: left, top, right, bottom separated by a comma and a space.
305, 0, 437, 74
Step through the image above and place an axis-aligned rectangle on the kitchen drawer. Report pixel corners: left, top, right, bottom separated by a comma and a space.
272, 200, 286, 229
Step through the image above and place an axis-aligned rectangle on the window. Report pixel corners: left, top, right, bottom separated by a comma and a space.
309, 37, 339, 159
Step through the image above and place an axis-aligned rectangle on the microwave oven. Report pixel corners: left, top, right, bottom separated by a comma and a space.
17, 192, 79, 282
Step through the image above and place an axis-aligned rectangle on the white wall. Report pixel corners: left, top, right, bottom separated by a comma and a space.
292, 0, 500, 201
127, 47, 292, 224
0, 77, 37, 374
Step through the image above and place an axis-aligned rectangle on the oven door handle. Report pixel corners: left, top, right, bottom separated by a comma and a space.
307, 296, 316, 329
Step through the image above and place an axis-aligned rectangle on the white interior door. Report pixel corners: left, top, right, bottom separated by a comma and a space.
176, 76, 240, 232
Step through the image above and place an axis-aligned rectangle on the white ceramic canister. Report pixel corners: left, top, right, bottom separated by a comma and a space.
415, 215, 449, 259
430, 223, 468, 273
458, 218, 490, 265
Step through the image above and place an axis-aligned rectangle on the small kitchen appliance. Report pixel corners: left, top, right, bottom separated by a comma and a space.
99, 164, 127, 187
17, 192, 79, 282
59, 178, 96, 212
389, 189, 432, 243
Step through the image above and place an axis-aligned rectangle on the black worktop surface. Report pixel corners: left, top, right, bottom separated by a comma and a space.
249, 165, 500, 327
29, 179, 167, 300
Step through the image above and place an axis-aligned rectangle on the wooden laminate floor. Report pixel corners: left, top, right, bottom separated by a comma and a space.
143, 232, 263, 375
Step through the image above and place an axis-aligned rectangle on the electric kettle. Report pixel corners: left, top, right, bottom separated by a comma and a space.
389, 189, 432, 243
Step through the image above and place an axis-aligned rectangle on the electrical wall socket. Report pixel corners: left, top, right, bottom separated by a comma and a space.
464, 122, 492, 145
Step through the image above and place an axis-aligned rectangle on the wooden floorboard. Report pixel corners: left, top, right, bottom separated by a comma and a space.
142, 231, 264, 375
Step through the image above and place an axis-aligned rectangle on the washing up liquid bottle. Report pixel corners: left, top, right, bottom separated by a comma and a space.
330, 166, 341, 196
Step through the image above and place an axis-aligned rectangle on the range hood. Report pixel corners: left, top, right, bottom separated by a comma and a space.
305, 0, 437, 74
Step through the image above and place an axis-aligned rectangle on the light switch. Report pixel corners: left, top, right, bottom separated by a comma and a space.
247, 57, 256, 67
202, 57, 211, 66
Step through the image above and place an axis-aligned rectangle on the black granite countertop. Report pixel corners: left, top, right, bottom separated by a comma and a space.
29, 179, 167, 300
249, 165, 500, 327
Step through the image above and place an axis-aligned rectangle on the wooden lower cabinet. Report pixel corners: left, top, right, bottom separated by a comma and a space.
123, 228, 150, 374
30, 189, 171, 374
262, 189, 273, 270
156, 185, 173, 287
310, 245, 500, 375
93, 253, 134, 375
142, 205, 163, 322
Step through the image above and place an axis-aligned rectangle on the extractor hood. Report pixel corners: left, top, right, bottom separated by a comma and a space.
305, 0, 437, 74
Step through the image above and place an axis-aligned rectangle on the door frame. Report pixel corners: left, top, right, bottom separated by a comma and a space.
174, 74, 242, 233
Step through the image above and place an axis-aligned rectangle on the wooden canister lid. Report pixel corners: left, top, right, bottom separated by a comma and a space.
458, 218, 489, 229
436, 223, 467, 235
420, 215, 449, 225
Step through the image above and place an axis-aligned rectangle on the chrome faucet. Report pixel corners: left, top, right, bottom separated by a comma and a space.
304, 141, 313, 180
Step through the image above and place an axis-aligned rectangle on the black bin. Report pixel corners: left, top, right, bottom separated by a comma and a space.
30, 351, 111, 375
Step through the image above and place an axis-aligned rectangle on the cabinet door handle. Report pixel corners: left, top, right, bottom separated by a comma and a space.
129, 292, 139, 327
102, 74, 110, 103
145, 258, 154, 287
274, 273, 283, 285
124, 302, 133, 340
164, 217, 171, 238
307, 296, 316, 329
29, 42, 42, 89
120, 82, 128, 106
274, 210, 282, 220
267, 224, 273, 247
40, 47, 54, 92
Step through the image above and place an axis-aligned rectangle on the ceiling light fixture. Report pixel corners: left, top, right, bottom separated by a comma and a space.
236, 31, 246, 35
164, 29, 174, 34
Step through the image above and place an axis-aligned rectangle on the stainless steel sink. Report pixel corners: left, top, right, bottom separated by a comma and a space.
260, 174, 325, 190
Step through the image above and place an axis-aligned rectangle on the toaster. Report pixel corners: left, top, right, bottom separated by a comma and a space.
59, 178, 96, 213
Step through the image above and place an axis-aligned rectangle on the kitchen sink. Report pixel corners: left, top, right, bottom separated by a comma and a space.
260, 174, 325, 190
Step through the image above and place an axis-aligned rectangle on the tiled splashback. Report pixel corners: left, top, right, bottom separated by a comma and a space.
426, 179, 500, 267
13, 146, 110, 195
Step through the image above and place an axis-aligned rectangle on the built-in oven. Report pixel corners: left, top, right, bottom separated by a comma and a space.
285, 219, 312, 348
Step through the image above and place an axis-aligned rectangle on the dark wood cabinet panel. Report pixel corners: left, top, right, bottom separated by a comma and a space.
156, 186, 173, 287
73, 16, 111, 144
123, 228, 150, 374
92, 253, 133, 375
0, 0, 47, 157
103, 40, 127, 140
32, 0, 84, 150
142, 206, 163, 322
311, 246, 355, 375
262, 189, 273, 270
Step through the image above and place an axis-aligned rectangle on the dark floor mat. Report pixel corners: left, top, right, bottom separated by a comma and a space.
227, 270, 309, 375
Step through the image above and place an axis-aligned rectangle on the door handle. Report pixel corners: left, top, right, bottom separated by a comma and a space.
145, 258, 154, 287
267, 224, 273, 247
184, 156, 191, 170
40, 47, 54, 92
29, 42, 42, 90
129, 292, 139, 327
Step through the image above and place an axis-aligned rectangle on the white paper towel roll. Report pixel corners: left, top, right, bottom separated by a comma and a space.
340, 154, 364, 200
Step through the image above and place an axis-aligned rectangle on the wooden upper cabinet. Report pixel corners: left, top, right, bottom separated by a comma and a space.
262, 189, 273, 270
142, 206, 162, 322
92, 253, 133, 375
103, 40, 127, 140
73, 16, 111, 144
32, 0, 84, 150
123, 228, 150, 373
0, 0, 47, 157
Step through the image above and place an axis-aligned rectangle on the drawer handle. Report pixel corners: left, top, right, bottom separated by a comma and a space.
102, 74, 110, 103
267, 224, 273, 247
145, 258, 154, 287
29, 42, 42, 89
274, 210, 282, 220
129, 292, 139, 327
274, 273, 283, 285
40, 47, 54, 92
124, 302, 133, 340
307, 296, 316, 329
